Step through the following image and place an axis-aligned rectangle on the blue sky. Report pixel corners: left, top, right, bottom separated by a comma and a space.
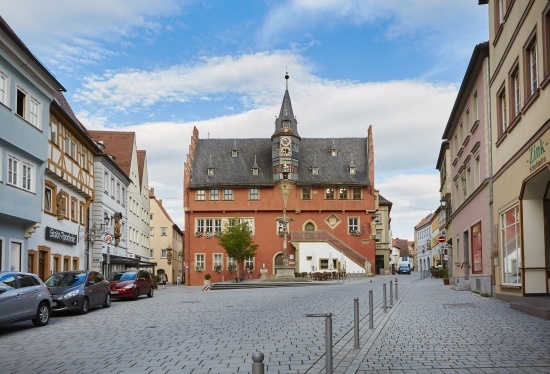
2, 0, 488, 240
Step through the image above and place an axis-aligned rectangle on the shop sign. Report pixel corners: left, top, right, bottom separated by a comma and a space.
528, 136, 548, 173
46, 226, 77, 245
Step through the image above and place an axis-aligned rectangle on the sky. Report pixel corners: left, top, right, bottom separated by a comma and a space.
1, 0, 489, 241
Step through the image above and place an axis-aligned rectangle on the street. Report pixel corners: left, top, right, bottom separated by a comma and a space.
0, 273, 549, 373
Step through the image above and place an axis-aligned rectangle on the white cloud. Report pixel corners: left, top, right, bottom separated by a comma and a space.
78, 71, 456, 240
0, 0, 184, 71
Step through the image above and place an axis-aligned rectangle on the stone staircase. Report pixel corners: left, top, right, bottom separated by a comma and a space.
290, 230, 371, 271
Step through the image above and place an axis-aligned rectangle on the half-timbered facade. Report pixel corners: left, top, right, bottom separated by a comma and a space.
27, 92, 100, 277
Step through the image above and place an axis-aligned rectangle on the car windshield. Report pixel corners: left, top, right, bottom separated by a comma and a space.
45, 272, 87, 287
108, 272, 137, 281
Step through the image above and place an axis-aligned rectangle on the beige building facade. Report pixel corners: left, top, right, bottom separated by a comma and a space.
149, 188, 184, 284
483, 0, 550, 299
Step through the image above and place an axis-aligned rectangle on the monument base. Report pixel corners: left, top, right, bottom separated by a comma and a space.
259, 268, 268, 280
275, 267, 296, 278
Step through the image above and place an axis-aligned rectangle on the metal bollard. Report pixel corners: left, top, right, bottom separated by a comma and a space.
252, 352, 264, 374
395, 279, 398, 300
369, 290, 374, 329
383, 284, 387, 312
389, 281, 393, 306
305, 313, 333, 374
354, 298, 360, 349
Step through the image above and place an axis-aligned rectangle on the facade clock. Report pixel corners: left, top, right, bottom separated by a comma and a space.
281, 137, 291, 147
280, 146, 291, 156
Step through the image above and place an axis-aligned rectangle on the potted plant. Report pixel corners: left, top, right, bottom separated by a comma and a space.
204, 273, 212, 286
442, 268, 450, 285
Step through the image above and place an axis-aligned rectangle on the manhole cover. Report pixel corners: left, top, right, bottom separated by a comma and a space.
180, 301, 201, 304
443, 303, 478, 309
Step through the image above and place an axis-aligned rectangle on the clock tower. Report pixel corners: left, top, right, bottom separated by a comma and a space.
271, 73, 301, 182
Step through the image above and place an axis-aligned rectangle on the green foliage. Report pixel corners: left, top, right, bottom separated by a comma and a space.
218, 217, 258, 266
204, 273, 212, 280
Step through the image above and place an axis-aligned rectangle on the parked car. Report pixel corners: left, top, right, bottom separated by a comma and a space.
398, 264, 411, 274
44, 271, 111, 314
0, 271, 52, 327
107, 270, 153, 300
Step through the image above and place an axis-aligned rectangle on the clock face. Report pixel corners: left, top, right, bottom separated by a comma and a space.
280, 146, 291, 156
281, 137, 291, 146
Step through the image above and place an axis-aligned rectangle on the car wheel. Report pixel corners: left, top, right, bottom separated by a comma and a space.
79, 297, 90, 314
133, 288, 139, 300
32, 302, 50, 327
103, 293, 111, 308
147, 286, 153, 298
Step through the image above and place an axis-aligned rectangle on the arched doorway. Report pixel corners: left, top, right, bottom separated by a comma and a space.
274, 253, 283, 267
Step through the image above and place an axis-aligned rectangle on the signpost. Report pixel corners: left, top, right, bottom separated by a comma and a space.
438, 236, 445, 243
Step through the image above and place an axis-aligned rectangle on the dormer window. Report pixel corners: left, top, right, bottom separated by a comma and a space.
231, 150, 238, 158
207, 168, 215, 176
312, 167, 319, 175
348, 156, 356, 175
282, 120, 290, 131
330, 149, 338, 156
251, 155, 259, 176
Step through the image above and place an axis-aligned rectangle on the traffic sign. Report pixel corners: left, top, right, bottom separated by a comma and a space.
438, 236, 445, 243
104, 234, 113, 244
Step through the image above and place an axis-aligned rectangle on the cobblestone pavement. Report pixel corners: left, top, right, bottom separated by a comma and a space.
0, 273, 549, 373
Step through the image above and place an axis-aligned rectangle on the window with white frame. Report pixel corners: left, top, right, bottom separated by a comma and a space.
110, 177, 115, 197
249, 188, 259, 200
501, 205, 521, 285
227, 256, 236, 269
196, 190, 205, 201
0, 70, 8, 106
7, 155, 35, 192
214, 219, 222, 234
214, 254, 222, 269
150, 249, 154, 258
70, 140, 76, 159
121, 187, 126, 205
196, 254, 205, 270
104, 172, 109, 193
161, 249, 167, 258
472, 90, 478, 123
150, 227, 154, 236
29, 97, 40, 128
50, 122, 57, 144
245, 256, 254, 270
223, 189, 233, 200
348, 217, 359, 234
374, 214, 381, 223
528, 40, 538, 95
44, 185, 53, 212
161, 227, 167, 236
16, 88, 27, 119
210, 189, 219, 201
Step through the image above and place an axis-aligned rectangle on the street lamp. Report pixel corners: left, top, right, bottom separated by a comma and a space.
440, 197, 447, 208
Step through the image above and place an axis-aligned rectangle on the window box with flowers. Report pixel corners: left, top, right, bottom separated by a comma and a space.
196, 266, 204, 272
228, 264, 236, 273
195, 231, 203, 237
214, 265, 222, 273
205, 231, 213, 239
349, 230, 361, 236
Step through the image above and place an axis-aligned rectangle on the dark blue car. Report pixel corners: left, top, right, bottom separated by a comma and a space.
398, 264, 411, 274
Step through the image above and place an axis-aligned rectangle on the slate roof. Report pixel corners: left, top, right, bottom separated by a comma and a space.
378, 194, 392, 206
188, 137, 370, 188
88, 130, 135, 177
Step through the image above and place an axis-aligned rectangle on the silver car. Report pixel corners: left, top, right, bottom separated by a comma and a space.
45, 270, 111, 314
0, 271, 52, 327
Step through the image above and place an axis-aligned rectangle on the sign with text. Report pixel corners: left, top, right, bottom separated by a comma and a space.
46, 226, 77, 245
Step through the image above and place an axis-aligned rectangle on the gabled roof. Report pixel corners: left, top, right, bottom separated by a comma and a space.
188, 137, 370, 188
88, 130, 135, 177
392, 238, 410, 257
137, 150, 146, 189
414, 213, 435, 230
52, 92, 100, 152
378, 194, 392, 206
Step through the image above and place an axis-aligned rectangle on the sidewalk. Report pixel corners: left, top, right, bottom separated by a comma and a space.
314, 276, 550, 373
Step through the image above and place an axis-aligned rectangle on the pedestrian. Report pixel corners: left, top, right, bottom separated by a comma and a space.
165, 274, 169, 287
176, 275, 181, 285
161, 274, 166, 289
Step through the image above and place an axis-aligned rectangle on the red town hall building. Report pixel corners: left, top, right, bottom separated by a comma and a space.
183, 76, 378, 286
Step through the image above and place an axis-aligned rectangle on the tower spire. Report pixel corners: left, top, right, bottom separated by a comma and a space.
285, 69, 289, 91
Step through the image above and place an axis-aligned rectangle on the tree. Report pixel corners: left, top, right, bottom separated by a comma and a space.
218, 217, 258, 278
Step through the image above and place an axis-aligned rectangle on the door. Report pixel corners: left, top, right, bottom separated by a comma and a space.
546, 200, 550, 293
463, 230, 470, 280
38, 251, 46, 280
0, 273, 19, 323
15, 274, 39, 318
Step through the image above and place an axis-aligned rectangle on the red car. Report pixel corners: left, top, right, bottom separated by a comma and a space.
107, 270, 153, 300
